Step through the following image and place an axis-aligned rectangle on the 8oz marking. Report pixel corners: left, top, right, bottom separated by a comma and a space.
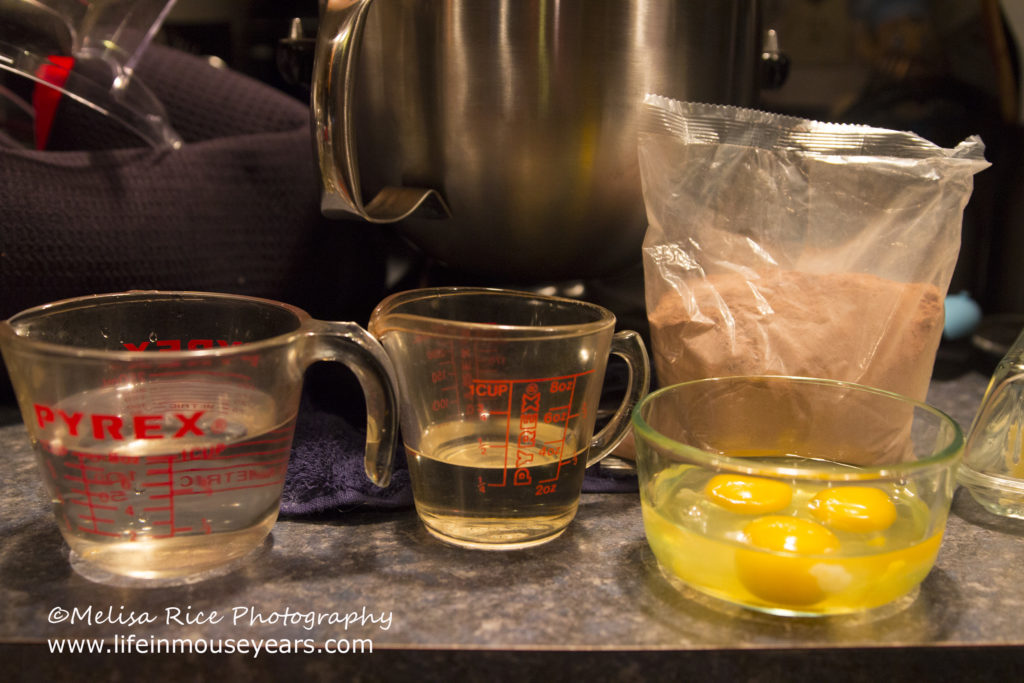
550, 380, 574, 393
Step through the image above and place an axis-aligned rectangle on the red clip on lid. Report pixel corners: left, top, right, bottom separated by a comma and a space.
32, 55, 75, 150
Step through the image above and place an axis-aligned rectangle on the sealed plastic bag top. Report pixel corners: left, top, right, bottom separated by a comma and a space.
639, 96, 990, 401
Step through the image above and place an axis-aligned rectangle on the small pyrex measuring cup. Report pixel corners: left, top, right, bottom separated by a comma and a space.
961, 325, 1024, 519
0, 291, 399, 583
368, 287, 650, 549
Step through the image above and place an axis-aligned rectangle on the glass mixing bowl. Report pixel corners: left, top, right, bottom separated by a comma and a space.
631, 376, 963, 617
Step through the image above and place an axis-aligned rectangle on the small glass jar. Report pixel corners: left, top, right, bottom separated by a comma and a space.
961, 327, 1024, 519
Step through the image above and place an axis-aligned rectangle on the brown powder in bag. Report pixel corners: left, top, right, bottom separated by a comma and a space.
647, 270, 944, 402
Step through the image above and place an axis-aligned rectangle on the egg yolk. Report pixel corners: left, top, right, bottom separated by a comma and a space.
743, 515, 841, 554
736, 516, 841, 606
704, 475, 793, 514
808, 486, 897, 533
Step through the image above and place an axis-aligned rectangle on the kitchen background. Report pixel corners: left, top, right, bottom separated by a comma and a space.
1, 0, 1021, 395
0, 6, 1021, 670
152, 0, 1024, 321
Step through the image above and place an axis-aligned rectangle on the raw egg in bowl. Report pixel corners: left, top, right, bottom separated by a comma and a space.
631, 376, 963, 617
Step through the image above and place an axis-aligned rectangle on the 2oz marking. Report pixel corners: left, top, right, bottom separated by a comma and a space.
535, 483, 557, 496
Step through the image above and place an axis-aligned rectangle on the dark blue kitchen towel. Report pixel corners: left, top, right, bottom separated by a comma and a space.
0, 42, 389, 325
281, 395, 413, 515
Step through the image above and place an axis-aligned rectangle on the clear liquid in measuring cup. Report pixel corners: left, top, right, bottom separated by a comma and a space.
407, 421, 587, 549
31, 380, 294, 580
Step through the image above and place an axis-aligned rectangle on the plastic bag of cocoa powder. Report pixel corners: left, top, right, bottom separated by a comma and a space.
638, 96, 990, 402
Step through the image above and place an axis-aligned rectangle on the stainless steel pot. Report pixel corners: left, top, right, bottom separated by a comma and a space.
313, 0, 770, 281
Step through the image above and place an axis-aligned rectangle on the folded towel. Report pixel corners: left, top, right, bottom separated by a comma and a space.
281, 394, 414, 515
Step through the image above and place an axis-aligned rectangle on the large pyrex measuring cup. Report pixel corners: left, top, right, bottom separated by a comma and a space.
368, 287, 650, 549
0, 291, 399, 583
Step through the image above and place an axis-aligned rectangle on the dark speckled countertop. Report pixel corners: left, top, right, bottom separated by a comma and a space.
1, 368, 1022, 681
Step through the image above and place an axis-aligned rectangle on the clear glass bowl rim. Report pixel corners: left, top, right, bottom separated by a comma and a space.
630, 375, 964, 481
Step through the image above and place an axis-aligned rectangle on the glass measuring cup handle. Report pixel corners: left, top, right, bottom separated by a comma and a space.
306, 321, 401, 487
586, 330, 651, 467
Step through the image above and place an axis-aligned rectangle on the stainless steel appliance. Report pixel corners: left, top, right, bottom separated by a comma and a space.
310, 0, 781, 282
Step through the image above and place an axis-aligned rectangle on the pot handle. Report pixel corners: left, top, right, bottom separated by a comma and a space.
313, 0, 451, 223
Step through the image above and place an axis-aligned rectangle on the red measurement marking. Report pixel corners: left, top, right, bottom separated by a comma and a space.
63, 461, 105, 472
144, 468, 287, 498
472, 370, 596, 384
209, 443, 291, 460
49, 423, 294, 539
147, 370, 253, 382
171, 479, 286, 497
541, 376, 578, 484
64, 475, 131, 489
69, 454, 102, 533
468, 374, 593, 488
451, 339, 463, 415
151, 524, 192, 538
164, 451, 177, 537
187, 480, 284, 495
482, 381, 514, 489
175, 457, 288, 474
80, 515, 115, 524
69, 499, 117, 511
